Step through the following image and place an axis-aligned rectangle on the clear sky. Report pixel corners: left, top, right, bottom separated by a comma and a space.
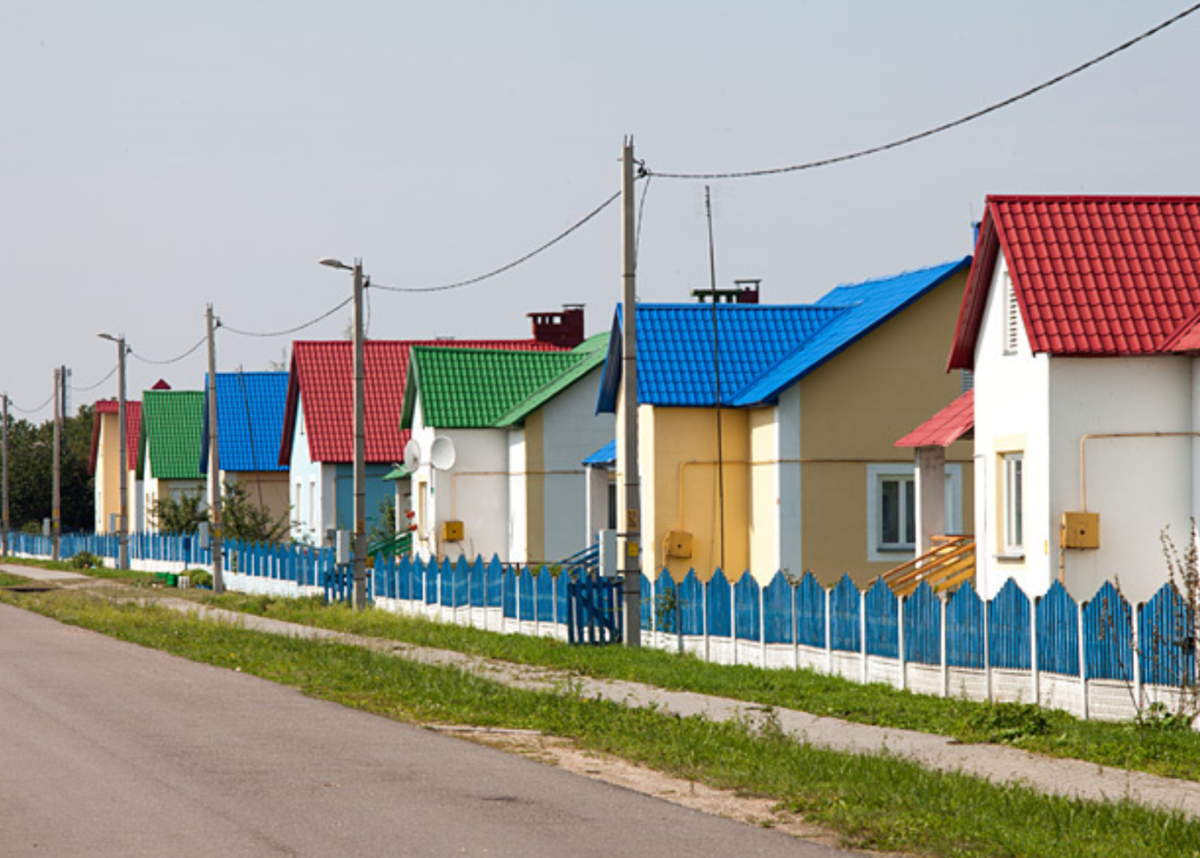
3, 2, 1198, 416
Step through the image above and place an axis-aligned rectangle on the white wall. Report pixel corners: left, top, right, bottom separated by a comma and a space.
286, 399, 332, 545
507, 427, 527, 562
1048, 356, 1194, 604
537, 366, 612, 561
971, 254, 1051, 597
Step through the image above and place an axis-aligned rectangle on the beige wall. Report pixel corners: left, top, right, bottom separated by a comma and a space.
642, 406, 750, 582
747, 408, 778, 576
95, 412, 122, 533
797, 270, 974, 586
226, 471, 292, 535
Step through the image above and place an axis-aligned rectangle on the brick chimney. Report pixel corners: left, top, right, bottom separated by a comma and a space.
529, 305, 585, 348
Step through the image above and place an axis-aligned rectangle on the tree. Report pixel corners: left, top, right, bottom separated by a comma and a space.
148, 491, 208, 534
3, 404, 94, 532
221, 479, 290, 544
368, 496, 397, 547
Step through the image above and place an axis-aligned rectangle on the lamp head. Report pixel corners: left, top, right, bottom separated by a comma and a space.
318, 257, 352, 271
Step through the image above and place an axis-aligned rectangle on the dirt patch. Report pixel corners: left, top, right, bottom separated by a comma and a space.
428, 724, 870, 852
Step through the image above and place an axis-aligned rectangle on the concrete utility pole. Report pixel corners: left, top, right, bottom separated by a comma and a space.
206, 305, 225, 595
52, 368, 61, 561
620, 138, 642, 646
2, 393, 8, 557
319, 256, 368, 610
352, 260, 367, 609
99, 333, 130, 569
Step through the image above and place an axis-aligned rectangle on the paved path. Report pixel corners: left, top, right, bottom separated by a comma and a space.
0, 601, 859, 858
6, 564, 1200, 821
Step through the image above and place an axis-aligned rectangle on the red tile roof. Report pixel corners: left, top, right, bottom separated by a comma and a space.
279, 339, 563, 465
88, 400, 142, 475
949, 196, 1200, 369
895, 390, 973, 448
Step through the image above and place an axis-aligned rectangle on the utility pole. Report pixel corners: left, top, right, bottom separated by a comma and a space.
352, 260, 367, 609
52, 368, 61, 561
620, 138, 642, 646
206, 305, 225, 594
2, 393, 8, 557
318, 256, 369, 610
116, 338, 129, 570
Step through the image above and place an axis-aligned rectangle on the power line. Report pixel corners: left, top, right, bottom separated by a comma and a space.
131, 336, 208, 364
371, 190, 623, 294
69, 362, 119, 393
648, 3, 1200, 181
9, 391, 54, 414
222, 295, 354, 339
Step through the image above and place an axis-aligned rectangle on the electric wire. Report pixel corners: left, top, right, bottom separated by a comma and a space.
129, 335, 207, 366
221, 295, 354, 339
371, 190, 623, 294
68, 362, 119, 393
9, 391, 55, 414
634, 171, 652, 269
647, 3, 1200, 181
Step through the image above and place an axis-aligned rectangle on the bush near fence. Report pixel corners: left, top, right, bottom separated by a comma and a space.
7, 531, 1196, 724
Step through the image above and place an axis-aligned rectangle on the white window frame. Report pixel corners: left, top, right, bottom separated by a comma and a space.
867, 463, 964, 563
1002, 452, 1025, 556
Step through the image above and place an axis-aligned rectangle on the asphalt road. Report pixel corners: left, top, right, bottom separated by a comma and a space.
0, 602, 860, 858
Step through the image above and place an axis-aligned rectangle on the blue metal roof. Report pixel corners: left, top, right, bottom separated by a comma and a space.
201, 371, 289, 473
732, 258, 971, 405
596, 303, 847, 412
582, 439, 616, 466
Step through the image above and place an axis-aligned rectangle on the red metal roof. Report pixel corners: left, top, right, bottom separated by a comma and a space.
949, 196, 1200, 369
279, 339, 562, 465
88, 400, 142, 475
895, 390, 973, 448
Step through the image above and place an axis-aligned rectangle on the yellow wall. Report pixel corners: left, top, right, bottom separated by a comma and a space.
227, 471, 292, 537
95, 412, 122, 533
798, 270, 974, 586
642, 406, 750, 582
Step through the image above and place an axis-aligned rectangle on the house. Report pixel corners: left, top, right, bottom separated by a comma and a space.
399, 333, 610, 563
137, 389, 206, 533
88, 399, 142, 534
280, 309, 581, 547
946, 195, 1200, 603
200, 371, 290, 531
598, 259, 974, 586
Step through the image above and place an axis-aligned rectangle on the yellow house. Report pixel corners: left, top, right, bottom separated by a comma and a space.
88, 400, 142, 534
598, 258, 975, 587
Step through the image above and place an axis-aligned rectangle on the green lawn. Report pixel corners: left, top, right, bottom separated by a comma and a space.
4, 586, 1199, 858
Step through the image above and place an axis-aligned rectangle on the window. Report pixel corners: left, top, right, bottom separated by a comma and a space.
879, 475, 916, 551
1002, 452, 1024, 554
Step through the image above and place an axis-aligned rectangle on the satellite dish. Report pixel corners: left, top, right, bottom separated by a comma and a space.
403, 438, 423, 473
430, 435, 457, 471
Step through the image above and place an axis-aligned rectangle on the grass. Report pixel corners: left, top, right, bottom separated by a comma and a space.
0, 554, 159, 584
0, 571, 29, 587
3, 585, 1199, 858
200, 590, 1200, 783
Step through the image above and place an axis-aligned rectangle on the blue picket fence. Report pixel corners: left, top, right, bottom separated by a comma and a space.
8, 531, 1197, 714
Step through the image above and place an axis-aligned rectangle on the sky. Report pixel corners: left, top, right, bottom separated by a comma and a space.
3, 1, 1199, 417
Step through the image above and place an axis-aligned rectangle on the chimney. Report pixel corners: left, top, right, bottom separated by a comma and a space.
529, 305, 585, 348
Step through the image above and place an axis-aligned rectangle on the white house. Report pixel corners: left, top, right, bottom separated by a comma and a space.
400, 335, 610, 564
947, 195, 1200, 603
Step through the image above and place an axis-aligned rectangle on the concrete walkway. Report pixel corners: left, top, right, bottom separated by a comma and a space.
6, 564, 1199, 820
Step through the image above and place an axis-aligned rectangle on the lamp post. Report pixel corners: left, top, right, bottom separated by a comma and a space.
97, 333, 129, 570
319, 257, 368, 609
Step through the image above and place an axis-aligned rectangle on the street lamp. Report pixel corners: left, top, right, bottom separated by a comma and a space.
97, 332, 129, 570
318, 257, 368, 609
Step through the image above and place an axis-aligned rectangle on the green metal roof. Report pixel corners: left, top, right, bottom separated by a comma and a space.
401, 338, 604, 429
493, 333, 608, 426
137, 390, 205, 480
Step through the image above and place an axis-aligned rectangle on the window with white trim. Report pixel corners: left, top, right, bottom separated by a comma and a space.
879, 475, 916, 551
1002, 452, 1024, 554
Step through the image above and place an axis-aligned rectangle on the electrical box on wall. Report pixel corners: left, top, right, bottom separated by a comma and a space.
663, 530, 693, 559
1061, 512, 1100, 549
442, 520, 464, 542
